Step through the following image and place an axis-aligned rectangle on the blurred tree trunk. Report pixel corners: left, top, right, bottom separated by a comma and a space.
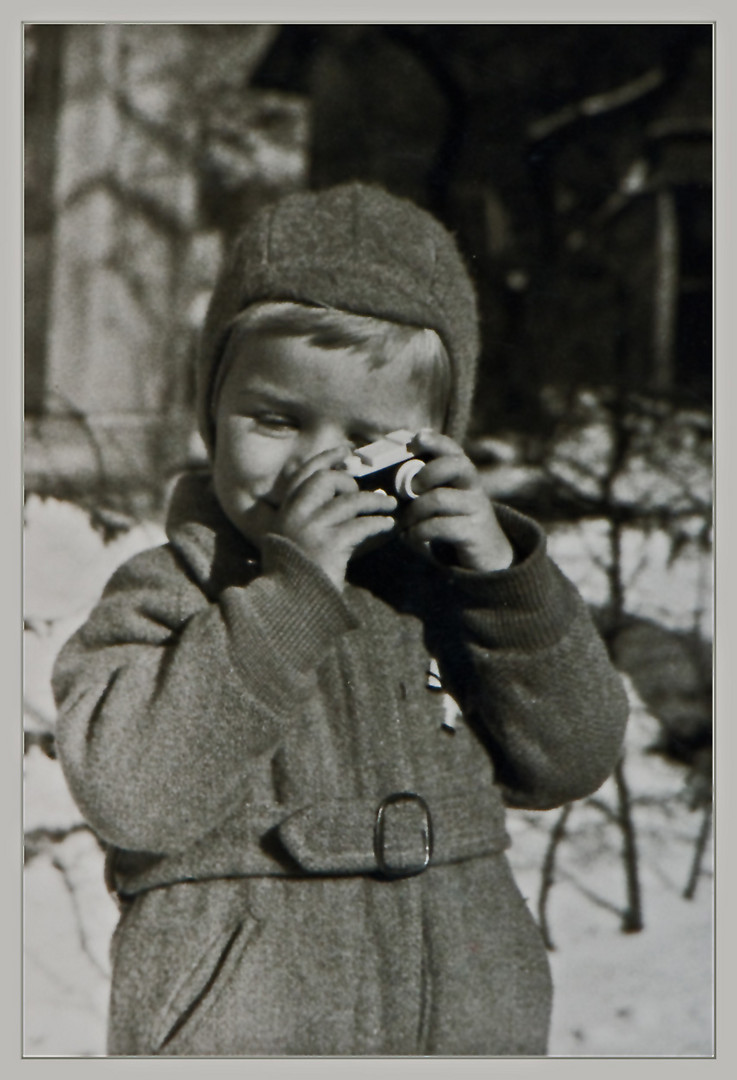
25, 24, 307, 510
24, 26, 64, 415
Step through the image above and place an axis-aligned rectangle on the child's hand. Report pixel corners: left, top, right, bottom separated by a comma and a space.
271, 446, 398, 590
399, 430, 514, 572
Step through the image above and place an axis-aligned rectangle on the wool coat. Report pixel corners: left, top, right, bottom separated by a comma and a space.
52, 470, 629, 1057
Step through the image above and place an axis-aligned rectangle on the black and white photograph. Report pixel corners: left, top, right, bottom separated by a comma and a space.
22, 16, 714, 1059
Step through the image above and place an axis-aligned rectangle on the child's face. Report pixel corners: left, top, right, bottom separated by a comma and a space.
212, 331, 442, 548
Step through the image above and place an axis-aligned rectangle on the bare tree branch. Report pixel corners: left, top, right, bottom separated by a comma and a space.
537, 803, 573, 951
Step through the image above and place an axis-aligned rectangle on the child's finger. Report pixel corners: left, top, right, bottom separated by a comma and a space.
401, 501, 514, 571
399, 490, 461, 528
287, 466, 358, 508
338, 513, 398, 548
281, 475, 397, 534
399, 487, 484, 526
281, 444, 354, 499
410, 454, 478, 494
278, 469, 358, 529
408, 429, 464, 459
311, 489, 399, 527
402, 515, 476, 547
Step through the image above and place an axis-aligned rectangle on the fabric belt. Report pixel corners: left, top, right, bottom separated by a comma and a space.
108, 786, 510, 900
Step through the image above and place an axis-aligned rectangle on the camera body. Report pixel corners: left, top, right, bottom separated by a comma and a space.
344, 429, 424, 501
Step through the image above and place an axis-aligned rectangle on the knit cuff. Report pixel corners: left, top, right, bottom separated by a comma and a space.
219, 534, 359, 703
446, 503, 580, 651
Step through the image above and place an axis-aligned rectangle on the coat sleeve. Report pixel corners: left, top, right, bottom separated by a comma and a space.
52, 534, 358, 853
441, 504, 630, 810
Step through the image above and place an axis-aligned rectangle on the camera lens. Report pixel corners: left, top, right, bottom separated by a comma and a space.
354, 459, 422, 500
394, 459, 422, 500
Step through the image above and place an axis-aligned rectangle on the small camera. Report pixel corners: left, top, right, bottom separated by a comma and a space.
344, 429, 424, 501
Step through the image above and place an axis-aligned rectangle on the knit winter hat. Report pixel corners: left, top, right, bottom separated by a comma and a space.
197, 182, 480, 452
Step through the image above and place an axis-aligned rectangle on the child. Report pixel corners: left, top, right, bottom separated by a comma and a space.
52, 182, 629, 1057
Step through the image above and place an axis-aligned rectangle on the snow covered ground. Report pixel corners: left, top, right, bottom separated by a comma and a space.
22, 493, 714, 1058
506, 702, 713, 1058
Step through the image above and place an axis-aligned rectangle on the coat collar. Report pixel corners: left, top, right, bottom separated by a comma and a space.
165, 469, 260, 597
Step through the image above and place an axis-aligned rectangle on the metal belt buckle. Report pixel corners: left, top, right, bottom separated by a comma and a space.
373, 791, 434, 878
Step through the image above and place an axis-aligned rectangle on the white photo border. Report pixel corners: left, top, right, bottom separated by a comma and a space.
6, 4, 731, 1077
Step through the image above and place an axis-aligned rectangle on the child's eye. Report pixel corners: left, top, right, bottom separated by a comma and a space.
254, 413, 298, 433
349, 431, 383, 449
